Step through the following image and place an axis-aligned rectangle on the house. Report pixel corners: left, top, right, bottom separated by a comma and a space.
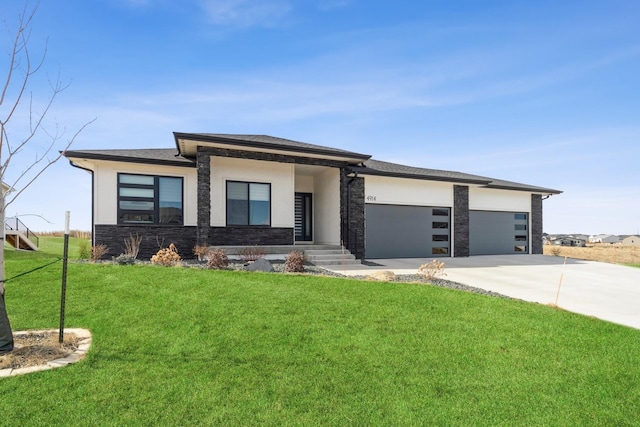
63, 133, 562, 260
621, 235, 640, 246
552, 236, 587, 247
589, 234, 620, 244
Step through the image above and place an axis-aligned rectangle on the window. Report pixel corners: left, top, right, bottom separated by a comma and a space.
227, 181, 271, 226
515, 235, 527, 242
515, 245, 527, 252
515, 224, 527, 231
432, 234, 449, 242
432, 247, 449, 255
514, 213, 527, 220
118, 174, 183, 225
433, 222, 449, 229
432, 208, 449, 216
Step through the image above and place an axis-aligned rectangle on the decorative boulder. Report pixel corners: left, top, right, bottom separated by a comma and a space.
245, 258, 274, 273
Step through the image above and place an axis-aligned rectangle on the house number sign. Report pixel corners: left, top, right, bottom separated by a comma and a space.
366, 195, 377, 201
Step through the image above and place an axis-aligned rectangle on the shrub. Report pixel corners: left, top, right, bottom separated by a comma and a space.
417, 260, 447, 281
193, 243, 209, 262
78, 239, 91, 259
550, 246, 562, 256
238, 246, 265, 263
91, 244, 108, 262
113, 254, 136, 265
151, 243, 182, 267
206, 249, 229, 270
284, 251, 305, 273
124, 233, 142, 259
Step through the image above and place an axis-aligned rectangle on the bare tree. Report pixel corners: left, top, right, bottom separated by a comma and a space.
0, 2, 94, 353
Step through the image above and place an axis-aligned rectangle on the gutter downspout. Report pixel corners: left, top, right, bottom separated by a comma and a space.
68, 160, 95, 247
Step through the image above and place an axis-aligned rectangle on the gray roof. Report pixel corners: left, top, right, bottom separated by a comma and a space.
65, 134, 562, 194
173, 132, 371, 161
64, 148, 195, 167
353, 159, 562, 194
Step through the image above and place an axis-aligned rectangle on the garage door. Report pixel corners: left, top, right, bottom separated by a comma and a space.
365, 205, 450, 258
469, 211, 528, 255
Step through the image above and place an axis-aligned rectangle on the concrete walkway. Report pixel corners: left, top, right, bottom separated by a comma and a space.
323, 255, 640, 330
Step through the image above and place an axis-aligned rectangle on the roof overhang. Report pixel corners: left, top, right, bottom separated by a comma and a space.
174, 132, 371, 164
348, 165, 492, 186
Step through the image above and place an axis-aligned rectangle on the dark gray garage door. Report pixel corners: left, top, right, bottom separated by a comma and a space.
365, 204, 450, 258
469, 211, 529, 255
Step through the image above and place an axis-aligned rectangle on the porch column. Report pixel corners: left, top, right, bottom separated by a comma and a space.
340, 169, 365, 259
196, 148, 211, 244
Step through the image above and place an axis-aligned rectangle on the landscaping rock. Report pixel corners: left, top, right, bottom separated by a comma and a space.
366, 270, 397, 282
245, 258, 274, 273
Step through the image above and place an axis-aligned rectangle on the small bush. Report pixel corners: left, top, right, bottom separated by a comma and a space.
113, 254, 136, 265
78, 239, 91, 259
238, 246, 265, 263
417, 260, 447, 281
91, 244, 108, 262
151, 243, 182, 267
284, 251, 305, 273
124, 233, 142, 259
550, 246, 562, 256
206, 249, 229, 270
193, 243, 209, 261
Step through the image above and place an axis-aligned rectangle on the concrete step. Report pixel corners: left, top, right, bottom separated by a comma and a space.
305, 253, 356, 261
304, 249, 349, 256
308, 258, 362, 266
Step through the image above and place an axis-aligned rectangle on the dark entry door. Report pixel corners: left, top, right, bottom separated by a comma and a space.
295, 193, 313, 241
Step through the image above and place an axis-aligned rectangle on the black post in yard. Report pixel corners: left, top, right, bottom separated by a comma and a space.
59, 211, 70, 344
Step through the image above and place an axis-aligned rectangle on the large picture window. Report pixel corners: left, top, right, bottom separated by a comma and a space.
118, 173, 183, 225
227, 181, 271, 226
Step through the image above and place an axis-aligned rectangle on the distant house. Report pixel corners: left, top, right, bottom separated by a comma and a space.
589, 234, 620, 244
549, 235, 586, 247
621, 235, 640, 246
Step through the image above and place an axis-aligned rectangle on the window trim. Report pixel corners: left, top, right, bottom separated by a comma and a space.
226, 180, 272, 227
117, 173, 184, 225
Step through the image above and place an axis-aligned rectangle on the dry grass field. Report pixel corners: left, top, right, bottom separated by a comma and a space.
544, 243, 640, 265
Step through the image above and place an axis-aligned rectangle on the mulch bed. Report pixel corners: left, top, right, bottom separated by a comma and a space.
0, 331, 79, 370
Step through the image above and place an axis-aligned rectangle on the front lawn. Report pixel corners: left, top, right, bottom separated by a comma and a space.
1, 239, 639, 425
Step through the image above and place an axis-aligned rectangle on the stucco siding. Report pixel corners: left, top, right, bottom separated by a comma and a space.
314, 168, 340, 245
469, 187, 531, 212
364, 175, 454, 207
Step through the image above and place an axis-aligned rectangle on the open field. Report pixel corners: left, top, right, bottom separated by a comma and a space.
544, 243, 640, 266
1, 237, 639, 425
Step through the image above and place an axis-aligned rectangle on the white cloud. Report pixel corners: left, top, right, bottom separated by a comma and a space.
198, 0, 291, 27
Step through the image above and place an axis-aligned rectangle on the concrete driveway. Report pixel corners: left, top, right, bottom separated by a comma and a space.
323, 255, 640, 330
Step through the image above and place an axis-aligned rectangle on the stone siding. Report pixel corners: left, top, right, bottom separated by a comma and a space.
340, 169, 365, 259
206, 227, 293, 246
453, 185, 470, 257
94, 225, 197, 260
531, 194, 543, 254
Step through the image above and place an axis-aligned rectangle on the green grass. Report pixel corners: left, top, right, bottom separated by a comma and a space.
1, 238, 639, 425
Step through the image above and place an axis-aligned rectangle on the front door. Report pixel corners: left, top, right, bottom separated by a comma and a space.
295, 193, 313, 242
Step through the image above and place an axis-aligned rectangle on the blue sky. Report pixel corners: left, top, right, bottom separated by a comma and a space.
1, 0, 639, 235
